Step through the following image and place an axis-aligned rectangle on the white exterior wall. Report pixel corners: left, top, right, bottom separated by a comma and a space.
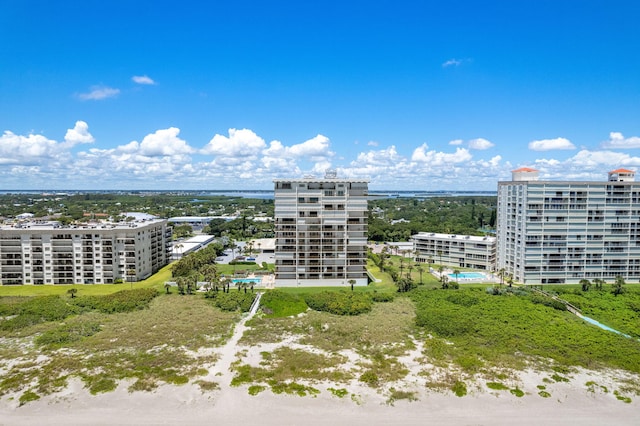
497, 180, 640, 284
274, 178, 369, 287
412, 232, 496, 271
0, 220, 171, 285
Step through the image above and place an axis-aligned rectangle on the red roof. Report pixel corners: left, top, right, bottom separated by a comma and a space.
608, 168, 635, 174
512, 167, 538, 173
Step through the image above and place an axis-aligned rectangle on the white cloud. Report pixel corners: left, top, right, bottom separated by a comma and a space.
263, 134, 333, 160
449, 139, 463, 146
601, 132, 640, 149
77, 86, 120, 100
64, 121, 94, 146
442, 58, 462, 68
136, 127, 193, 156
411, 145, 472, 165
202, 128, 267, 157
367, 141, 379, 147
0, 131, 63, 164
468, 138, 495, 150
528, 137, 575, 151
132, 75, 156, 85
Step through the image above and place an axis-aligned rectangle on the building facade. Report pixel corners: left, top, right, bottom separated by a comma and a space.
0, 219, 172, 285
497, 167, 640, 284
412, 232, 496, 271
274, 171, 369, 287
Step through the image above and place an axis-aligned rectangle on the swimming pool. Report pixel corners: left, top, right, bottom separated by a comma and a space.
447, 272, 488, 280
231, 277, 262, 284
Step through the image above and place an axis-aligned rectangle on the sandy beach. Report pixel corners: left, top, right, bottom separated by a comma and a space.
1, 374, 638, 426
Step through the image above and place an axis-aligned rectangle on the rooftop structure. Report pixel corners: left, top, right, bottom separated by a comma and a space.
497, 169, 640, 284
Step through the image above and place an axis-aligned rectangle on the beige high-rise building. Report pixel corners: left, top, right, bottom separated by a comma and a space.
274, 171, 369, 286
497, 167, 640, 284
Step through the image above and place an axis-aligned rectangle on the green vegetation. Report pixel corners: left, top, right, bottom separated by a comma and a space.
548, 285, 640, 338
486, 382, 509, 390
452, 381, 467, 397
368, 196, 496, 241
260, 290, 308, 317
0, 294, 236, 399
303, 291, 373, 316
411, 286, 640, 373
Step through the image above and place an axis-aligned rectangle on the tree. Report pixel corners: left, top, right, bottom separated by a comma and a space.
579, 279, 591, 292
438, 265, 445, 282
612, 276, 626, 297
498, 268, 505, 287
348, 279, 356, 291
164, 282, 171, 294
441, 275, 449, 290
453, 269, 460, 285
593, 278, 605, 291
416, 264, 424, 285
67, 288, 77, 298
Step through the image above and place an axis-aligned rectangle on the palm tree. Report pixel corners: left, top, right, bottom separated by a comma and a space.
427, 256, 433, 269
407, 263, 414, 280
453, 269, 460, 285
174, 243, 184, 260
67, 288, 78, 298
348, 279, 356, 291
437, 250, 443, 267
593, 278, 605, 291
612, 276, 626, 297
438, 265, 445, 282
416, 264, 424, 285
579, 279, 591, 292
498, 268, 505, 287
399, 258, 405, 277
164, 282, 171, 294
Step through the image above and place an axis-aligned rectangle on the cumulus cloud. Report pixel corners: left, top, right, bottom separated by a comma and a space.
263, 134, 333, 160
601, 132, 640, 149
367, 141, 379, 147
77, 86, 120, 100
411, 145, 473, 165
468, 138, 495, 150
449, 139, 463, 146
64, 121, 94, 146
134, 127, 193, 156
202, 128, 267, 157
528, 137, 575, 151
132, 75, 156, 85
0, 131, 59, 164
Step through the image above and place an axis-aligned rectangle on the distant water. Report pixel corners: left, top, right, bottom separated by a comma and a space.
0, 190, 497, 200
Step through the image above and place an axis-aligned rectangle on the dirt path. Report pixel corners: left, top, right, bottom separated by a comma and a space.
209, 292, 263, 386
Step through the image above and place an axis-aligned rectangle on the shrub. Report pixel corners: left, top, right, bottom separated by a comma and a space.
0, 296, 77, 331
19, 391, 40, 406
452, 381, 467, 397
303, 291, 372, 316
530, 295, 567, 311
36, 321, 102, 346
73, 288, 159, 314
260, 290, 307, 317
211, 292, 255, 312
371, 291, 395, 303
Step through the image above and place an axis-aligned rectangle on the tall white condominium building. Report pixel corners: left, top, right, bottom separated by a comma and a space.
0, 219, 172, 285
412, 232, 496, 271
497, 167, 640, 284
274, 171, 369, 287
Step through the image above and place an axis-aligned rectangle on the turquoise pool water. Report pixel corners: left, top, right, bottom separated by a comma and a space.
447, 272, 487, 280
232, 277, 262, 284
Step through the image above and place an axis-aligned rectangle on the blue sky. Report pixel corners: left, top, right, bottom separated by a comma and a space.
1, 0, 640, 190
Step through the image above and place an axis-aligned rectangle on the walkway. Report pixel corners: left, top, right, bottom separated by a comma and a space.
210, 292, 263, 386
